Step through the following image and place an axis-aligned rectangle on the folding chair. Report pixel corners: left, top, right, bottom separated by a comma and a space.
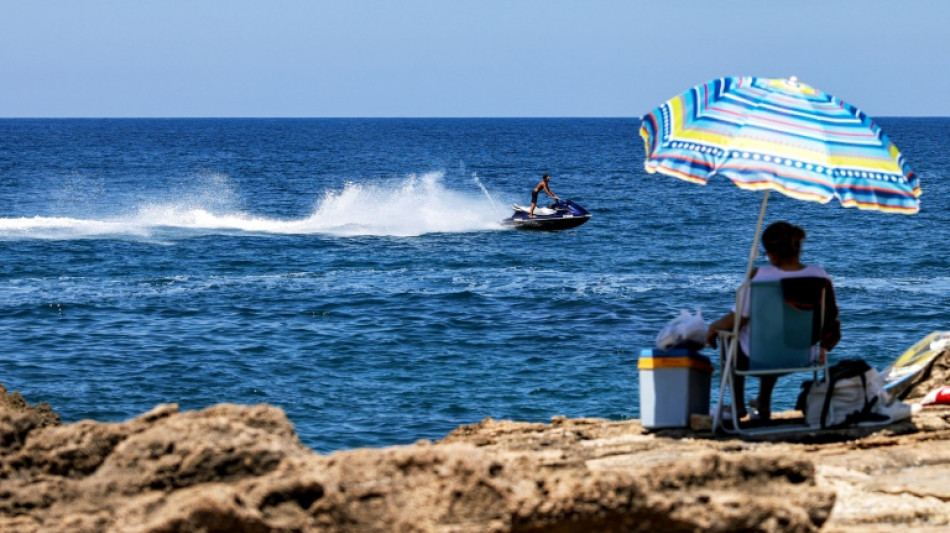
712, 278, 830, 436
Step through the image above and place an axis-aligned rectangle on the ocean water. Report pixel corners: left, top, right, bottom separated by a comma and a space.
1, 118, 947, 453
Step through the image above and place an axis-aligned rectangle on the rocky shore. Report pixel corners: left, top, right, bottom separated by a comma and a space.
2, 352, 949, 532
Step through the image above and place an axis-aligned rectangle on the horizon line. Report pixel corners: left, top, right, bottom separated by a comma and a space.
2, 115, 947, 120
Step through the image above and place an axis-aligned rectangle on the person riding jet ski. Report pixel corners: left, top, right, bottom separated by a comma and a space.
529, 173, 558, 217
503, 172, 591, 230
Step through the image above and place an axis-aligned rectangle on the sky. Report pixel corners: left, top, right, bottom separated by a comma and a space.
2, 0, 948, 118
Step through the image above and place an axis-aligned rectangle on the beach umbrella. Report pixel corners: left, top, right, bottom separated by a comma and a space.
639, 76, 920, 431
641, 74, 919, 221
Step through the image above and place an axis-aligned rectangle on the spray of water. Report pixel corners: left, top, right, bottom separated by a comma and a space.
472, 172, 502, 215
0, 171, 509, 240
289, 172, 506, 236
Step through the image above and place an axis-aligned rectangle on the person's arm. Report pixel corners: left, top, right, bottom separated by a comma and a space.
706, 311, 750, 348
708, 270, 756, 347
706, 312, 734, 348
543, 182, 557, 199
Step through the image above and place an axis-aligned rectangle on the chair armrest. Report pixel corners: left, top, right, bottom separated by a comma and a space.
716, 330, 737, 366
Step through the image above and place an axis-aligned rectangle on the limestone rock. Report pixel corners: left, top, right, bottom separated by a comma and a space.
0, 350, 948, 532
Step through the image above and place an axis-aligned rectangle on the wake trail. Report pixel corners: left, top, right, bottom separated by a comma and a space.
0, 172, 510, 240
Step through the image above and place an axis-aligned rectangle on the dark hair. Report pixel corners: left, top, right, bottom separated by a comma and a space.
542, 173, 549, 179
761, 221, 805, 260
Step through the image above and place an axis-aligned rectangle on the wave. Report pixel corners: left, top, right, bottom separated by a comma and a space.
0, 172, 511, 240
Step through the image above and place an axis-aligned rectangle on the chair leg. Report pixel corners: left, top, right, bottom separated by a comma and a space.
712, 370, 730, 433
713, 334, 741, 434
712, 336, 728, 433
732, 371, 744, 423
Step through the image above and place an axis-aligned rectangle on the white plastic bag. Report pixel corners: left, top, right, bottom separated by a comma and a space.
655, 308, 706, 350
803, 367, 909, 428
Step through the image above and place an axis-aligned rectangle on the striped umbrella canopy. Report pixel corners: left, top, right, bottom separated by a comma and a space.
640, 76, 921, 215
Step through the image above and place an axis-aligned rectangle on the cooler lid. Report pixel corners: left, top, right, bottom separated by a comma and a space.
638, 348, 713, 373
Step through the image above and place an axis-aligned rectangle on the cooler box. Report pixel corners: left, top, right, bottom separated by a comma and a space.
638, 348, 713, 429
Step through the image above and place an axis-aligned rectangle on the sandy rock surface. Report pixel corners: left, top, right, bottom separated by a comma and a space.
1, 352, 948, 532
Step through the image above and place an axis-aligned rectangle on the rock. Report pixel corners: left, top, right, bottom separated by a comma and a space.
0, 383, 61, 456
0, 349, 949, 532
0, 383, 60, 428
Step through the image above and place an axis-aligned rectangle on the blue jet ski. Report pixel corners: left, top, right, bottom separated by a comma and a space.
503, 199, 591, 231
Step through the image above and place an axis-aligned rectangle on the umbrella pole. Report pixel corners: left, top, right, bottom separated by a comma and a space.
743, 190, 770, 284
712, 190, 770, 433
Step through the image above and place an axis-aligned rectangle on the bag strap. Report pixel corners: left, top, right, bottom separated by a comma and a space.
820, 370, 875, 429
859, 372, 868, 405
819, 374, 839, 429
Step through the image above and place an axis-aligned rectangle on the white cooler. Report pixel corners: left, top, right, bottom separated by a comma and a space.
638, 348, 713, 429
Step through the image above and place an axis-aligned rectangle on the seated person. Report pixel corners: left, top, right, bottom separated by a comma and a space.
705, 221, 841, 420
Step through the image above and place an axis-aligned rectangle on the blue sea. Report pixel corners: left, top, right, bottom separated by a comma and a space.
1, 118, 947, 452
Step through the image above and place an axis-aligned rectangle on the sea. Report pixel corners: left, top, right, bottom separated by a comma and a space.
1, 118, 947, 453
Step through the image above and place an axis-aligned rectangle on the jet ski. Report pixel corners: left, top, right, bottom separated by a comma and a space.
502, 199, 591, 231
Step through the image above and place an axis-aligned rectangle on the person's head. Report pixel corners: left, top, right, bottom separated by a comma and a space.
542, 173, 550, 181
761, 221, 805, 261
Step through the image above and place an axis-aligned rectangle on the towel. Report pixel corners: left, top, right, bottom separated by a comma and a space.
780, 276, 841, 351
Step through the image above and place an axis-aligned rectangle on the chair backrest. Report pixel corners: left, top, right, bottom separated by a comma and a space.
747, 279, 824, 371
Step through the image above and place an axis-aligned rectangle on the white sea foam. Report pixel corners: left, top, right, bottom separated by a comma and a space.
0, 216, 153, 239
290, 172, 507, 236
0, 172, 510, 239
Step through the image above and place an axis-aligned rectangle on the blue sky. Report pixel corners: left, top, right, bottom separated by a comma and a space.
2, 0, 947, 118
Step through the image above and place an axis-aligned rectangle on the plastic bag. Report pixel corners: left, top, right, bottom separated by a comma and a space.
800, 364, 907, 428
655, 308, 706, 350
